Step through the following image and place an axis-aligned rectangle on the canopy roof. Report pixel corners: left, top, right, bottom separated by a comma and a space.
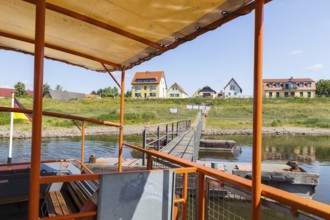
0, 0, 261, 72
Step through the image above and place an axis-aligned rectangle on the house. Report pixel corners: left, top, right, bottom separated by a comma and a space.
223, 78, 243, 98
167, 83, 188, 98
193, 85, 217, 98
44, 90, 89, 100
263, 77, 316, 98
0, 88, 33, 98
131, 71, 167, 99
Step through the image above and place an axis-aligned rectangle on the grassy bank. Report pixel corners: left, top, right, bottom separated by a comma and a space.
0, 97, 329, 129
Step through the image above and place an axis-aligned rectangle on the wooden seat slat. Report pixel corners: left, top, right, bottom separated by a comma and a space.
55, 191, 71, 215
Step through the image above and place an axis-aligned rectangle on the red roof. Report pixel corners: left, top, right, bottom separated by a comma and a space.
0, 88, 33, 98
131, 71, 165, 85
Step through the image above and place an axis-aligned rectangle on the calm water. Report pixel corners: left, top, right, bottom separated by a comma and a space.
200, 135, 330, 205
0, 135, 329, 205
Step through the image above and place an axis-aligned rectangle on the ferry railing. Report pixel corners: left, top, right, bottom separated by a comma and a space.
123, 142, 330, 220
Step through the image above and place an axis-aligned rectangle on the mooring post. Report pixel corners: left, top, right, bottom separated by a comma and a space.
165, 124, 168, 145
157, 126, 160, 151
142, 129, 146, 166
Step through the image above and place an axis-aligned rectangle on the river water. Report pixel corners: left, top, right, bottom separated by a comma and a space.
0, 135, 329, 205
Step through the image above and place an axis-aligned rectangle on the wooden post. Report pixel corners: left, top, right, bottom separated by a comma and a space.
172, 123, 174, 140
165, 124, 168, 145
198, 173, 205, 220
157, 126, 160, 151
29, 0, 45, 219
252, 0, 264, 219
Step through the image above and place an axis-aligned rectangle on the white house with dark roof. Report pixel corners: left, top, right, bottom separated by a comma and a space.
223, 78, 243, 98
167, 82, 188, 98
192, 85, 217, 98
131, 71, 167, 99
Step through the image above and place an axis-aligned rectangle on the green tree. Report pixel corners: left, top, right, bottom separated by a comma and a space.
55, 84, 63, 91
316, 79, 330, 96
94, 86, 119, 97
43, 83, 51, 96
14, 82, 28, 97
125, 90, 132, 97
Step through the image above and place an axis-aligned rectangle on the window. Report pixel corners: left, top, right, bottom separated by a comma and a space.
135, 86, 141, 90
284, 92, 288, 97
135, 93, 141, 97
150, 93, 156, 97
275, 83, 280, 88
135, 78, 156, 83
268, 83, 273, 88
230, 85, 235, 90
306, 82, 311, 87
144, 86, 147, 90
300, 92, 303, 97
298, 82, 304, 87
291, 92, 295, 97
175, 94, 179, 97
269, 92, 272, 97
228, 92, 231, 96
150, 86, 156, 90
276, 92, 280, 97
170, 94, 174, 97
307, 92, 311, 98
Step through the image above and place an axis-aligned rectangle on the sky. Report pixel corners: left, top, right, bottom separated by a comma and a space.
1, 0, 329, 96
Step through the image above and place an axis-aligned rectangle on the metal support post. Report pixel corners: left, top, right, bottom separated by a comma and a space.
172, 123, 174, 140
142, 129, 146, 166
176, 121, 179, 136
197, 173, 205, 220
165, 124, 168, 145
252, 0, 264, 219
81, 121, 85, 169
118, 68, 125, 172
157, 126, 160, 151
29, 0, 45, 219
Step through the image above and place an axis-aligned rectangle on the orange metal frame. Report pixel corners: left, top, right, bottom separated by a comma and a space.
2, 0, 329, 220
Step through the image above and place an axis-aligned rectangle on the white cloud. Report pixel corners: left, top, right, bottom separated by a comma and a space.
0, 85, 14, 89
290, 50, 302, 55
307, 64, 324, 71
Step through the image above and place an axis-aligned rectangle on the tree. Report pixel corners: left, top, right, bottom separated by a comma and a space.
93, 86, 119, 97
43, 83, 51, 96
55, 84, 63, 91
125, 90, 132, 97
14, 82, 28, 97
316, 79, 330, 96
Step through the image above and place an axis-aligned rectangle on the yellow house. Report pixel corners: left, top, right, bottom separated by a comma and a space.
263, 77, 316, 98
131, 71, 167, 98
167, 82, 188, 98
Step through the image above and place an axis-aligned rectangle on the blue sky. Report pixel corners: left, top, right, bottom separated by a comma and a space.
1, 0, 329, 96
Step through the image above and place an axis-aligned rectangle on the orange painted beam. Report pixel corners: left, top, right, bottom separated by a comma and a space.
252, 0, 264, 219
118, 69, 125, 172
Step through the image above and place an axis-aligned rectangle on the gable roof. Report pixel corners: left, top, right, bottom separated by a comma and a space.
224, 78, 243, 93
263, 78, 315, 83
199, 85, 216, 94
168, 83, 188, 95
131, 71, 165, 85
0, 88, 33, 98
45, 90, 87, 100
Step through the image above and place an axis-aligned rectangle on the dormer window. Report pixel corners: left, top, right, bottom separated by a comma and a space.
306, 82, 311, 87
275, 83, 280, 88
268, 83, 273, 88
298, 82, 304, 87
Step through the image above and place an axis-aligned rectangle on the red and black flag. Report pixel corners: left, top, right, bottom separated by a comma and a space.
13, 98, 32, 122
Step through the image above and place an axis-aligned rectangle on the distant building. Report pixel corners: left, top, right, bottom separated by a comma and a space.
0, 88, 33, 98
263, 77, 316, 98
167, 83, 188, 98
193, 85, 217, 98
223, 78, 243, 98
44, 90, 89, 100
131, 71, 167, 99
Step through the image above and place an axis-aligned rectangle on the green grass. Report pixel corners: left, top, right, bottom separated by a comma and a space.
1, 97, 329, 129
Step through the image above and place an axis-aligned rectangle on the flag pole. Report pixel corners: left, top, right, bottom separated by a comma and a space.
8, 92, 14, 163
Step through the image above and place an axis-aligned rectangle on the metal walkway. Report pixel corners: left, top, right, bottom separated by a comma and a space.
160, 115, 203, 162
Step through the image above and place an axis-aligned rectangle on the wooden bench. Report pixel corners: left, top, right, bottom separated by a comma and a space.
43, 181, 95, 217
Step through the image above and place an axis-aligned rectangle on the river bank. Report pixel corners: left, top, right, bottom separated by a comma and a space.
1, 124, 330, 139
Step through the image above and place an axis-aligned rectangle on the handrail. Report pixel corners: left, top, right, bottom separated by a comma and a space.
123, 142, 330, 219
0, 106, 121, 127
144, 120, 189, 129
